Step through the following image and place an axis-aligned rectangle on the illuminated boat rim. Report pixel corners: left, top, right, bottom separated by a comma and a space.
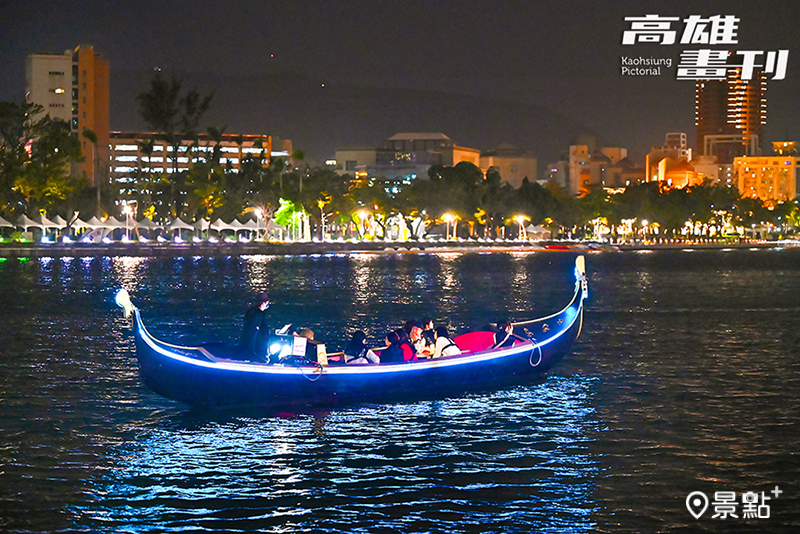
127, 259, 587, 377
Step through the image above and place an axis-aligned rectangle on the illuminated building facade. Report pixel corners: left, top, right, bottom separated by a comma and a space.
733, 155, 799, 204
109, 132, 291, 179
695, 68, 766, 162
25, 45, 110, 185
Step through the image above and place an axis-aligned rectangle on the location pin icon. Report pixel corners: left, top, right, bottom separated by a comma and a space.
686, 491, 709, 519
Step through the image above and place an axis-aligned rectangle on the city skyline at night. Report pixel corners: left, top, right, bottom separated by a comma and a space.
2, 0, 798, 168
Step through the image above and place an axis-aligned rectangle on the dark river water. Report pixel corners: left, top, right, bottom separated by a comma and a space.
1, 248, 799, 533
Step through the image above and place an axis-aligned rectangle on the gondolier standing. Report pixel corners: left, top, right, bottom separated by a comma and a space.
240, 293, 271, 361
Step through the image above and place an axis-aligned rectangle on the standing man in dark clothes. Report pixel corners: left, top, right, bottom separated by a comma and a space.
239, 293, 271, 361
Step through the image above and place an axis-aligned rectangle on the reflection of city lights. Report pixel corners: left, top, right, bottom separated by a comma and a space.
351, 253, 376, 304
112, 256, 148, 292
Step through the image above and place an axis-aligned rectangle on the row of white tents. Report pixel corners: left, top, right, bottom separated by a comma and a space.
0, 213, 284, 239
2, 213, 551, 242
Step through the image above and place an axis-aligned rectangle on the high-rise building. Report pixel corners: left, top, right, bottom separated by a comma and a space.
695, 67, 766, 163
25, 45, 110, 185
733, 155, 799, 203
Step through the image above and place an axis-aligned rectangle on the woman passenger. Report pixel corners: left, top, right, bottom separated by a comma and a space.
396, 328, 417, 361
433, 326, 461, 358
380, 331, 405, 363
343, 331, 380, 364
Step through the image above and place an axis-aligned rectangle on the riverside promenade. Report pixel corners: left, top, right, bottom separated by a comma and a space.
0, 239, 791, 258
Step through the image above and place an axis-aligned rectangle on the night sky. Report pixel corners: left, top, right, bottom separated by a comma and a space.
2, 0, 798, 167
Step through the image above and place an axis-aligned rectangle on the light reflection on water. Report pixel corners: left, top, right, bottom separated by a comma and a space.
3, 249, 800, 532
83, 376, 602, 533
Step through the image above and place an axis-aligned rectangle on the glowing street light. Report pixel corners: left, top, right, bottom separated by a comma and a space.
122, 204, 133, 241
255, 207, 264, 241
442, 212, 459, 240
514, 215, 530, 239
357, 210, 370, 240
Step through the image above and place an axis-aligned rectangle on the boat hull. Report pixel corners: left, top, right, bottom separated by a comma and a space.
125, 259, 588, 409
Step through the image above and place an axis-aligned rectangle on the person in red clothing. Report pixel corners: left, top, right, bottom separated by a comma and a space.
395, 328, 416, 361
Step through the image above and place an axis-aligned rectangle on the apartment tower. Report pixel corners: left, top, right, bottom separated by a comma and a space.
25, 45, 110, 185
695, 67, 766, 163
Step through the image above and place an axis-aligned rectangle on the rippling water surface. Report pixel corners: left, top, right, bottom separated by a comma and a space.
1, 249, 799, 533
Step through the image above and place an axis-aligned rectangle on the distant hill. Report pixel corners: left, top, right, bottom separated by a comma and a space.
110, 69, 597, 172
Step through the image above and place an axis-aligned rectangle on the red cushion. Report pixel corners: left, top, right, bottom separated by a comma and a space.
453, 331, 497, 353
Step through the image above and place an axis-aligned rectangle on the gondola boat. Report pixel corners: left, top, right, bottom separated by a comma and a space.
116, 256, 589, 409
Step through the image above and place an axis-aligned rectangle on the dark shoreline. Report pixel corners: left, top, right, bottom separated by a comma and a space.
0, 240, 794, 258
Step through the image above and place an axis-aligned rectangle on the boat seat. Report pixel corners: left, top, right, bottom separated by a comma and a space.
453, 331, 497, 353
453, 330, 524, 353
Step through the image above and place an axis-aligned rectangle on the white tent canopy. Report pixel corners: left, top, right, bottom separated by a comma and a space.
16, 214, 44, 230
32, 214, 61, 229
209, 219, 240, 231
70, 217, 90, 229
0, 215, 14, 228
134, 218, 160, 230
167, 218, 195, 231
105, 216, 126, 228
526, 225, 552, 239
82, 216, 109, 229
50, 214, 68, 227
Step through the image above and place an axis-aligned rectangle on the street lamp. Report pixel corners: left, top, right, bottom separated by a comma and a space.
358, 210, 369, 240
514, 215, 529, 239
122, 204, 133, 241
255, 208, 264, 241
442, 212, 455, 240
318, 199, 326, 241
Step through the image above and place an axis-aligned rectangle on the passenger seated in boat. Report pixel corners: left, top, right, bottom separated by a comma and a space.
380, 331, 406, 363
296, 328, 323, 362
343, 331, 380, 364
421, 317, 436, 346
396, 328, 417, 361
408, 320, 433, 358
239, 293, 271, 361
492, 320, 516, 349
433, 326, 461, 358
